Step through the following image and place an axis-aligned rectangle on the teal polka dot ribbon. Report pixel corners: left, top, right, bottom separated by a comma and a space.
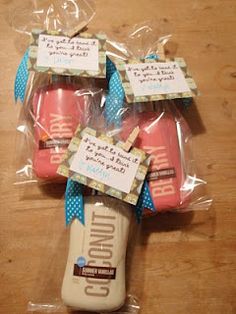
105, 59, 125, 127
65, 179, 84, 225
14, 49, 29, 103
135, 181, 155, 223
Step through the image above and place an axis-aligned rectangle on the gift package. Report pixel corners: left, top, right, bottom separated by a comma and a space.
12, 1, 212, 313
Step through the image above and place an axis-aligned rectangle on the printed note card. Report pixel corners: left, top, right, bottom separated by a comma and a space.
28, 30, 106, 78
125, 62, 190, 96
115, 58, 198, 103
57, 126, 151, 206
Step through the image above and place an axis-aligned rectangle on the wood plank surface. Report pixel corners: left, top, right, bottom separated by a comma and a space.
0, 0, 236, 313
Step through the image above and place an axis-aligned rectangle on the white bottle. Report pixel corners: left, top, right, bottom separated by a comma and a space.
61, 195, 132, 312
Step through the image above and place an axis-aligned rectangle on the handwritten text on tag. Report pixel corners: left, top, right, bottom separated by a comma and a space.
125, 62, 190, 97
70, 134, 141, 194
37, 34, 99, 71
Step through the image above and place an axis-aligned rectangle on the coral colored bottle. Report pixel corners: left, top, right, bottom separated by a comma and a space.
32, 81, 87, 180
122, 105, 191, 213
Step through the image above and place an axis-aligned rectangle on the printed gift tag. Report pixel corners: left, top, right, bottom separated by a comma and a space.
115, 58, 198, 103
28, 29, 106, 78
57, 126, 151, 206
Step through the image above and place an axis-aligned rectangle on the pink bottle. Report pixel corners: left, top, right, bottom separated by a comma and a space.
32, 82, 87, 180
122, 106, 191, 213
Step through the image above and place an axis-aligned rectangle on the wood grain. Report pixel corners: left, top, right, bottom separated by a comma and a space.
0, 0, 236, 313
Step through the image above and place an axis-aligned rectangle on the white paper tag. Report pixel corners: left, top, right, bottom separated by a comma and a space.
37, 34, 99, 71
70, 134, 141, 194
125, 62, 191, 97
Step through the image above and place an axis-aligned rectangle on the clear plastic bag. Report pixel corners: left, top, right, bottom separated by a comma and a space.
20, 80, 143, 313
11, 6, 212, 313
25, 192, 141, 314
105, 23, 212, 215
28, 295, 140, 313
10, 0, 96, 36
113, 100, 212, 215
106, 20, 172, 63
12, 0, 105, 185
11, 2, 142, 313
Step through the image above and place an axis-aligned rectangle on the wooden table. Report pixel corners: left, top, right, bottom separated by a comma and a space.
0, 0, 235, 313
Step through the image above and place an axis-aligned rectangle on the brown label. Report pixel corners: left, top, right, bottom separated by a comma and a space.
74, 265, 116, 280
39, 138, 71, 150
147, 167, 176, 181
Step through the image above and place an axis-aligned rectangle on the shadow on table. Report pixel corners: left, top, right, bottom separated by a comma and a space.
141, 205, 216, 244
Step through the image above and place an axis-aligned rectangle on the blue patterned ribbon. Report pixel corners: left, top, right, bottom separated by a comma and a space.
135, 181, 155, 223
105, 59, 125, 127
65, 179, 84, 225
14, 49, 29, 103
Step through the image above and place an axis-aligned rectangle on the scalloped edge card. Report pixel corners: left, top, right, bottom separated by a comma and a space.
115, 58, 198, 103
28, 29, 106, 78
57, 125, 151, 206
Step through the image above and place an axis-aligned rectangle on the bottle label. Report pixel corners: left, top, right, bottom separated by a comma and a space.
74, 265, 116, 280
147, 167, 176, 181
39, 138, 71, 149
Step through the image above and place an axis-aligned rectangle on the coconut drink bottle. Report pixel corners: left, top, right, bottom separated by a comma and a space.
61, 195, 132, 311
